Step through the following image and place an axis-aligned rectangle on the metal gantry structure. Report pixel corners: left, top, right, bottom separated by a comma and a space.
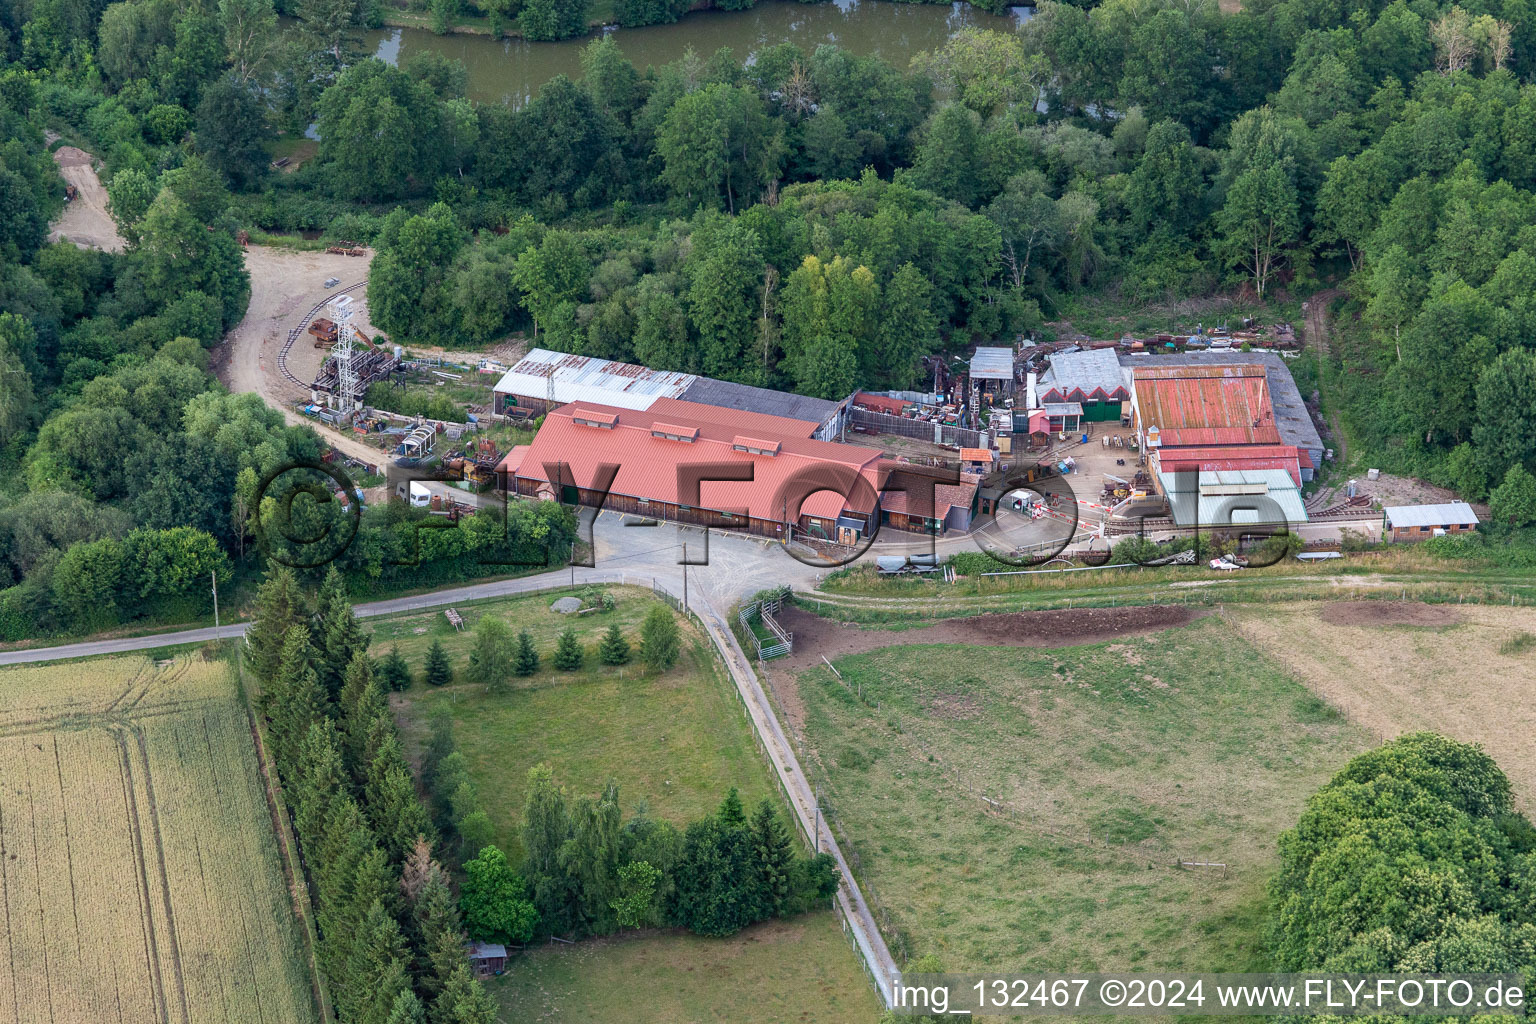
309, 292, 398, 415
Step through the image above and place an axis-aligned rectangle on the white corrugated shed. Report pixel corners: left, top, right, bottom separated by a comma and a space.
1159, 468, 1308, 528
1384, 501, 1479, 528
493, 348, 696, 411
969, 346, 1014, 380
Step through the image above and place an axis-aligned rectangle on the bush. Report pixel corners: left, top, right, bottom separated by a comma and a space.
946, 551, 998, 576
363, 382, 466, 423
640, 605, 679, 671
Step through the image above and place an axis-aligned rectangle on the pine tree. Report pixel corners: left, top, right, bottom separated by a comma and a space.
361, 711, 398, 786
640, 605, 680, 671
512, 630, 539, 676
749, 798, 794, 920
245, 566, 304, 686
668, 813, 753, 937
421, 705, 456, 794
401, 835, 440, 904
414, 865, 469, 997
294, 720, 347, 851
598, 623, 630, 665
376, 764, 435, 861
553, 626, 583, 671
718, 787, 746, 827
424, 640, 453, 686
379, 645, 412, 691
367, 728, 434, 859
270, 625, 328, 780
339, 652, 389, 775
338, 648, 376, 724
385, 989, 427, 1024
340, 899, 412, 1024
432, 963, 498, 1024
315, 808, 386, 987
314, 566, 368, 700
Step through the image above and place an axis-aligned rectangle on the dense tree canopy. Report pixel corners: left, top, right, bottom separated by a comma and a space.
1270, 734, 1536, 976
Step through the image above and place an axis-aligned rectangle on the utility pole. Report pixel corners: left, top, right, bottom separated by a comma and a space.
814, 786, 822, 850
211, 571, 220, 638
682, 542, 688, 612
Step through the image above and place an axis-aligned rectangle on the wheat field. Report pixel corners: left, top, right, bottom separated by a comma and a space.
0, 655, 318, 1024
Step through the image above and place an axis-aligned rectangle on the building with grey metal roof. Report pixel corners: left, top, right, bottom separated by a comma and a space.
676, 376, 844, 435
1119, 351, 1324, 480
1157, 467, 1309, 528
1040, 348, 1128, 401
969, 346, 1015, 380
1383, 502, 1479, 529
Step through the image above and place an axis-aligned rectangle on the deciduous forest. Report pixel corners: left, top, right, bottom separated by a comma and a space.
7, 0, 1536, 638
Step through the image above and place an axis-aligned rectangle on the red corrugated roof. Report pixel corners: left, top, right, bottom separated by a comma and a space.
879, 466, 980, 519
733, 435, 782, 454
649, 421, 698, 441
854, 392, 909, 416
960, 448, 994, 463
1156, 445, 1303, 486
1133, 365, 1280, 446
500, 400, 884, 521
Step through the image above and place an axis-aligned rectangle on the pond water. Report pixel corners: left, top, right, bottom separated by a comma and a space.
364, 0, 1030, 105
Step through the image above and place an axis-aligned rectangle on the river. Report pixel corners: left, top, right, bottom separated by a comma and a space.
363, 0, 1030, 105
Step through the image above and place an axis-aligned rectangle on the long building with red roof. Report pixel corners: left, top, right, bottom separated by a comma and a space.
500, 397, 890, 543
499, 395, 987, 541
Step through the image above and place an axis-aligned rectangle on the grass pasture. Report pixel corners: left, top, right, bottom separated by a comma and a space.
380, 587, 880, 1021
1229, 600, 1536, 813
386, 587, 774, 855
793, 614, 1369, 975
491, 914, 879, 1024
0, 654, 317, 1024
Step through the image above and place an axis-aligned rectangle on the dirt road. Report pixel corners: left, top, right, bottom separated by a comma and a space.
48, 146, 124, 252
211, 244, 391, 465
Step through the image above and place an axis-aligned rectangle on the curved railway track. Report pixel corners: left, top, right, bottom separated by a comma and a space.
276, 281, 366, 391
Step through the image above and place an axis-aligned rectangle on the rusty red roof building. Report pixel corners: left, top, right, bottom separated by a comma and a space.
1131, 364, 1281, 448
1152, 445, 1304, 487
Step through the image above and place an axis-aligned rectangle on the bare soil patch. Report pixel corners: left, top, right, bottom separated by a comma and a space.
1320, 600, 1461, 628
777, 601, 1201, 675
210, 244, 388, 465
47, 146, 124, 252
920, 691, 984, 719
766, 603, 1202, 730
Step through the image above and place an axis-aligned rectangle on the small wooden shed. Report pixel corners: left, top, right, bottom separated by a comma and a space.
466, 941, 507, 977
